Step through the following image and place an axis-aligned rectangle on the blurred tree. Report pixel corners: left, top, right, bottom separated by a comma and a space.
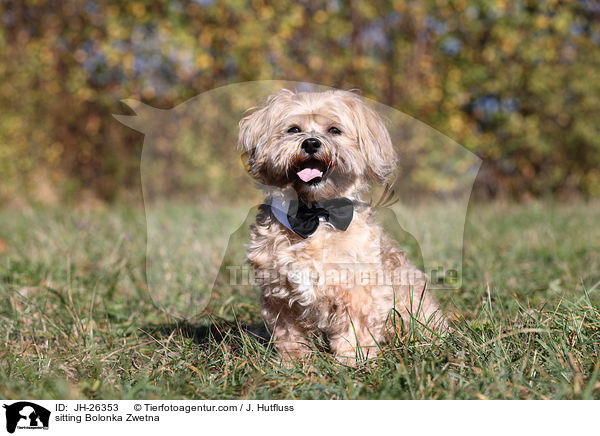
0, 0, 599, 203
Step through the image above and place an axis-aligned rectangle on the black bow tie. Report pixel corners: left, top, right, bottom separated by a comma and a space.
285, 198, 354, 239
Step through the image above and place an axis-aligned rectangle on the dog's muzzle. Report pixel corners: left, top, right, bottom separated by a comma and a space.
301, 137, 321, 155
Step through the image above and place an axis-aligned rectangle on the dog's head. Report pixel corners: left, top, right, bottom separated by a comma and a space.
238, 89, 397, 201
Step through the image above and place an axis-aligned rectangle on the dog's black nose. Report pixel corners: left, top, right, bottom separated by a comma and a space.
301, 138, 321, 154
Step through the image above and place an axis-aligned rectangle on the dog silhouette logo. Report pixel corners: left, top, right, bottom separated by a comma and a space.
114, 80, 482, 321
2, 402, 50, 433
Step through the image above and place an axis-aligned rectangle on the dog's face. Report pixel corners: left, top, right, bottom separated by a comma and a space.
238, 89, 397, 201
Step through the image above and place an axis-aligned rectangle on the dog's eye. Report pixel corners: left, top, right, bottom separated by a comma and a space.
287, 126, 301, 133
328, 126, 342, 135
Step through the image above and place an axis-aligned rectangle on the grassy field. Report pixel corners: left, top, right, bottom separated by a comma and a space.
0, 200, 599, 399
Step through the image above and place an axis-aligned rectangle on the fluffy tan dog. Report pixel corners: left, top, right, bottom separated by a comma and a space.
239, 89, 446, 364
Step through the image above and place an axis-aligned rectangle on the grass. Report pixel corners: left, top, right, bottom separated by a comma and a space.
0, 200, 599, 399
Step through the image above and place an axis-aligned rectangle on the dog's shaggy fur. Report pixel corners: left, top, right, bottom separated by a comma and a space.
239, 89, 446, 363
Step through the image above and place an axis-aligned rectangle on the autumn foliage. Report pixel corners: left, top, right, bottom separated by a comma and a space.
1, 0, 599, 203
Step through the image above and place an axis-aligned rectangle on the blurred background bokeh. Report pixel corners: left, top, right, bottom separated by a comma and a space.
1, 0, 599, 206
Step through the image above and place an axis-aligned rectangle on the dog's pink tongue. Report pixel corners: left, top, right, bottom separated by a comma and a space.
297, 168, 323, 182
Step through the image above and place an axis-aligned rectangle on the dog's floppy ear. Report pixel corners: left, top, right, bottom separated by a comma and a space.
238, 104, 270, 155
238, 90, 294, 175
347, 93, 397, 184
238, 104, 270, 175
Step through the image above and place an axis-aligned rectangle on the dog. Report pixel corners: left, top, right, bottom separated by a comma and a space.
238, 89, 447, 364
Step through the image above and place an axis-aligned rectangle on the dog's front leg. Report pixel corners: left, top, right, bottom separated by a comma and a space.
327, 314, 382, 365
262, 297, 313, 362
